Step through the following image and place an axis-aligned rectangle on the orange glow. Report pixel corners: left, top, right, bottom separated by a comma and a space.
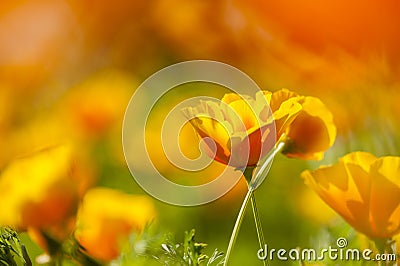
244, 0, 400, 57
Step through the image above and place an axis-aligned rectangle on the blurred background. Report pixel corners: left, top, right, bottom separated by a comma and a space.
1, 0, 400, 265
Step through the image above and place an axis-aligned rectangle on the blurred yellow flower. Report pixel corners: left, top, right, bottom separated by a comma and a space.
302, 152, 400, 239
60, 69, 134, 138
74, 188, 156, 261
0, 144, 89, 230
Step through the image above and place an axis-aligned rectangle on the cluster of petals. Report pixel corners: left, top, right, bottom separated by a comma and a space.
302, 152, 400, 239
183, 88, 336, 168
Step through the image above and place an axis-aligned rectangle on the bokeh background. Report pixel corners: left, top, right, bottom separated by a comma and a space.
1, 0, 400, 265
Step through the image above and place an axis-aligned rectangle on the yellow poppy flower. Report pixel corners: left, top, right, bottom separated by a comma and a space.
182, 93, 276, 168
267, 89, 336, 160
302, 152, 400, 239
74, 188, 156, 261
183, 88, 335, 168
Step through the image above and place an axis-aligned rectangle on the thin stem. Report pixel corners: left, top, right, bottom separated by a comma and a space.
297, 247, 305, 266
250, 192, 267, 266
243, 168, 266, 266
224, 140, 286, 265
224, 189, 252, 266
243, 167, 256, 184
250, 141, 286, 190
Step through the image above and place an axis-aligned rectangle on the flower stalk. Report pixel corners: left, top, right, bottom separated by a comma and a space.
223, 188, 253, 266
224, 141, 286, 265
250, 193, 266, 266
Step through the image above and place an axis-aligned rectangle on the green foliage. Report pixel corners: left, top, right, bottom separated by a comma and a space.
124, 229, 225, 266
0, 227, 31, 266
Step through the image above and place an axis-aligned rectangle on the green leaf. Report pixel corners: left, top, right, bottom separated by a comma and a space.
0, 227, 32, 266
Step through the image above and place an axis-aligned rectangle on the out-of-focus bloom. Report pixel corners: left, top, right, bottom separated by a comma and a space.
0, 144, 91, 231
0, 144, 93, 254
269, 89, 336, 160
60, 70, 133, 138
183, 88, 335, 168
302, 152, 400, 239
1, 69, 133, 168
74, 188, 156, 261
182, 93, 276, 168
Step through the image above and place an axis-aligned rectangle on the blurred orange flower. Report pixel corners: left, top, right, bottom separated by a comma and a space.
0, 144, 89, 230
60, 69, 134, 138
0, 144, 93, 254
74, 188, 155, 261
302, 152, 400, 239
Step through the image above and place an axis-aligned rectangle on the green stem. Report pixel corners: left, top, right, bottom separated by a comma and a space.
250, 141, 285, 190
297, 247, 305, 266
243, 168, 266, 266
250, 192, 267, 266
249, 141, 285, 266
72, 248, 104, 266
224, 141, 286, 265
243, 167, 256, 183
224, 189, 253, 266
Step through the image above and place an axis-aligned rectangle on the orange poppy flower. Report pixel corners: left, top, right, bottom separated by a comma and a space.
302, 152, 400, 239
